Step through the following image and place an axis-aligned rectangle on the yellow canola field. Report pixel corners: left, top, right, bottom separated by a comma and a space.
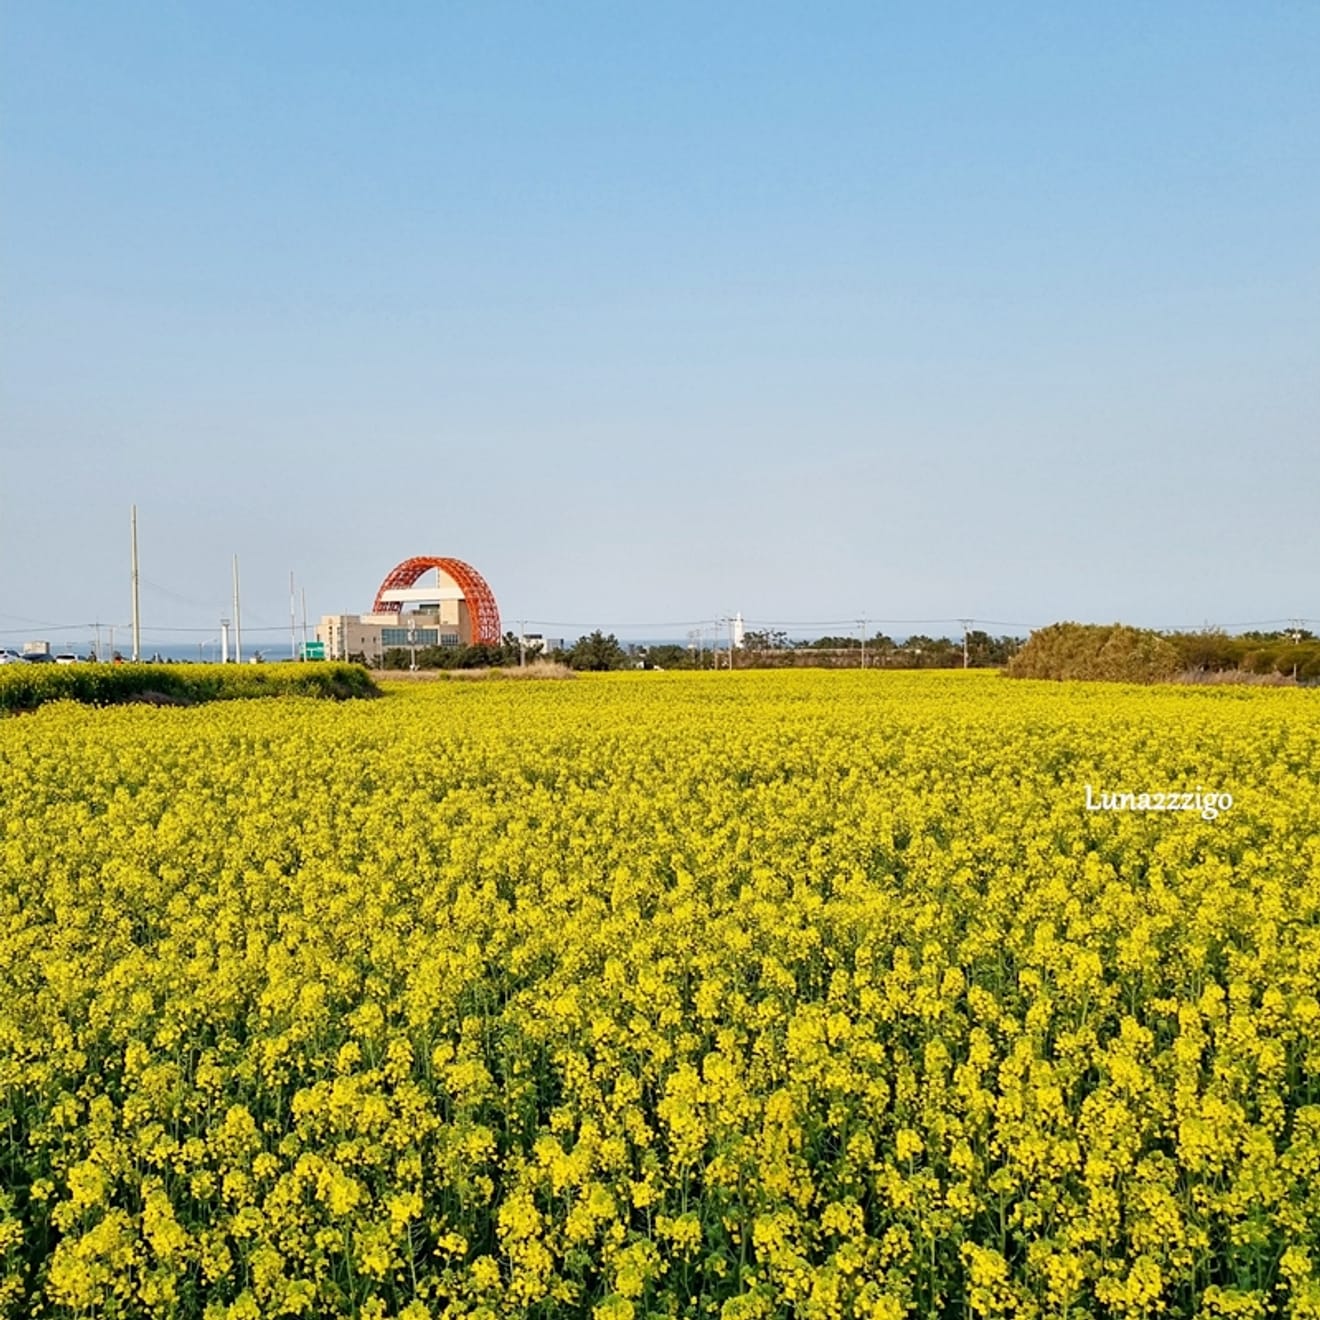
2, 671, 1320, 1320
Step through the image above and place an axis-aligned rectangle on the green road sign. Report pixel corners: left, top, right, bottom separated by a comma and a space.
301, 641, 326, 660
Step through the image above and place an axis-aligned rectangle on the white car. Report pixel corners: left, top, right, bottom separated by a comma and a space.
0, 650, 23, 665
54, 654, 80, 665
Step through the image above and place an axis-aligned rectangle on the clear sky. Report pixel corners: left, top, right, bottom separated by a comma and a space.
3, 3, 1317, 647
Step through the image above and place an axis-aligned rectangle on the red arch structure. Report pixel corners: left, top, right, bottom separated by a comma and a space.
371, 557, 502, 645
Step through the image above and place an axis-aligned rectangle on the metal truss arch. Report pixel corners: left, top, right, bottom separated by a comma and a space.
371, 557, 502, 646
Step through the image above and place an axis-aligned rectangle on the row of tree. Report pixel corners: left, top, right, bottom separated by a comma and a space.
740, 630, 1022, 668
1007, 624, 1320, 683
372, 631, 632, 673
369, 624, 1319, 680
1166, 627, 1320, 680
368, 629, 1024, 672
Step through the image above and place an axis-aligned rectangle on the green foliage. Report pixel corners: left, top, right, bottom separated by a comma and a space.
1240, 642, 1320, 680
381, 637, 523, 671
1122, 629, 1320, 683
803, 634, 863, 650
635, 644, 699, 670
1006, 622, 1182, 683
0, 662, 377, 714
1167, 629, 1246, 672
897, 635, 959, 668
565, 631, 628, 672
963, 630, 1022, 667
728, 632, 1023, 671
741, 628, 790, 650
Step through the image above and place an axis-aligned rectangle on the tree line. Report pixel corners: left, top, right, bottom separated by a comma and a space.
1007, 623, 1320, 683
371, 629, 1024, 672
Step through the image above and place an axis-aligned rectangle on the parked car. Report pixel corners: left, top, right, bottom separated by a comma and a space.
54, 654, 79, 665
21, 653, 55, 664
0, 650, 23, 665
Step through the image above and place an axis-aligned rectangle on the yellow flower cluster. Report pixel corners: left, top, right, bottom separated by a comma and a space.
1, 671, 1318, 1317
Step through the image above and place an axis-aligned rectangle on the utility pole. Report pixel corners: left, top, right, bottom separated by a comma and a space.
960, 618, 972, 669
221, 619, 230, 664
728, 615, 736, 670
518, 620, 526, 667
232, 556, 243, 664
301, 588, 309, 653
859, 618, 867, 670
130, 505, 141, 662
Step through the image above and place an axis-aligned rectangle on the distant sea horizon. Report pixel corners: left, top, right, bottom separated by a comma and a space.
11, 632, 948, 665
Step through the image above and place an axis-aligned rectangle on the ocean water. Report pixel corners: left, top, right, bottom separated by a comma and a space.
12, 639, 311, 665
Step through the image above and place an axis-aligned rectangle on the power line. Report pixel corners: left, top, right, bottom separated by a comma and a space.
519, 618, 723, 630
0, 623, 99, 636
139, 577, 223, 611
0, 612, 89, 629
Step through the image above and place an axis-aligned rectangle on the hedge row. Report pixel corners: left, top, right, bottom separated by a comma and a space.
0, 662, 377, 713
1167, 632, 1320, 680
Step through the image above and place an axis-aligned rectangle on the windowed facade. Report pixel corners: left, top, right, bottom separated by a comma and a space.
382, 627, 440, 648
317, 607, 471, 662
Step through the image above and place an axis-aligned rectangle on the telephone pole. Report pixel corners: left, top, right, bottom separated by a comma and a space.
232, 556, 243, 664
130, 505, 141, 662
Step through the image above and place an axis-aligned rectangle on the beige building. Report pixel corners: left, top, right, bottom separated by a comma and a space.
318, 597, 475, 664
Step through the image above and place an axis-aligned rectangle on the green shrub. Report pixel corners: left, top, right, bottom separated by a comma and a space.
1241, 647, 1281, 676
1243, 641, 1320, 680
0, 662, 377, 714
1166, 629, 1248, 672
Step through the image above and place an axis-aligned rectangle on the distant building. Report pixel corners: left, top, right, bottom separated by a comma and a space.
317, 611, 469, 664
318, 555, 501, 663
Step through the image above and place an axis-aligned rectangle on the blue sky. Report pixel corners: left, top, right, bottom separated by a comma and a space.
3, 3, 1317, 646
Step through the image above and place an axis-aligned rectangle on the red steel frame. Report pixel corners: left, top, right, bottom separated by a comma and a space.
371, 557, 503, 646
